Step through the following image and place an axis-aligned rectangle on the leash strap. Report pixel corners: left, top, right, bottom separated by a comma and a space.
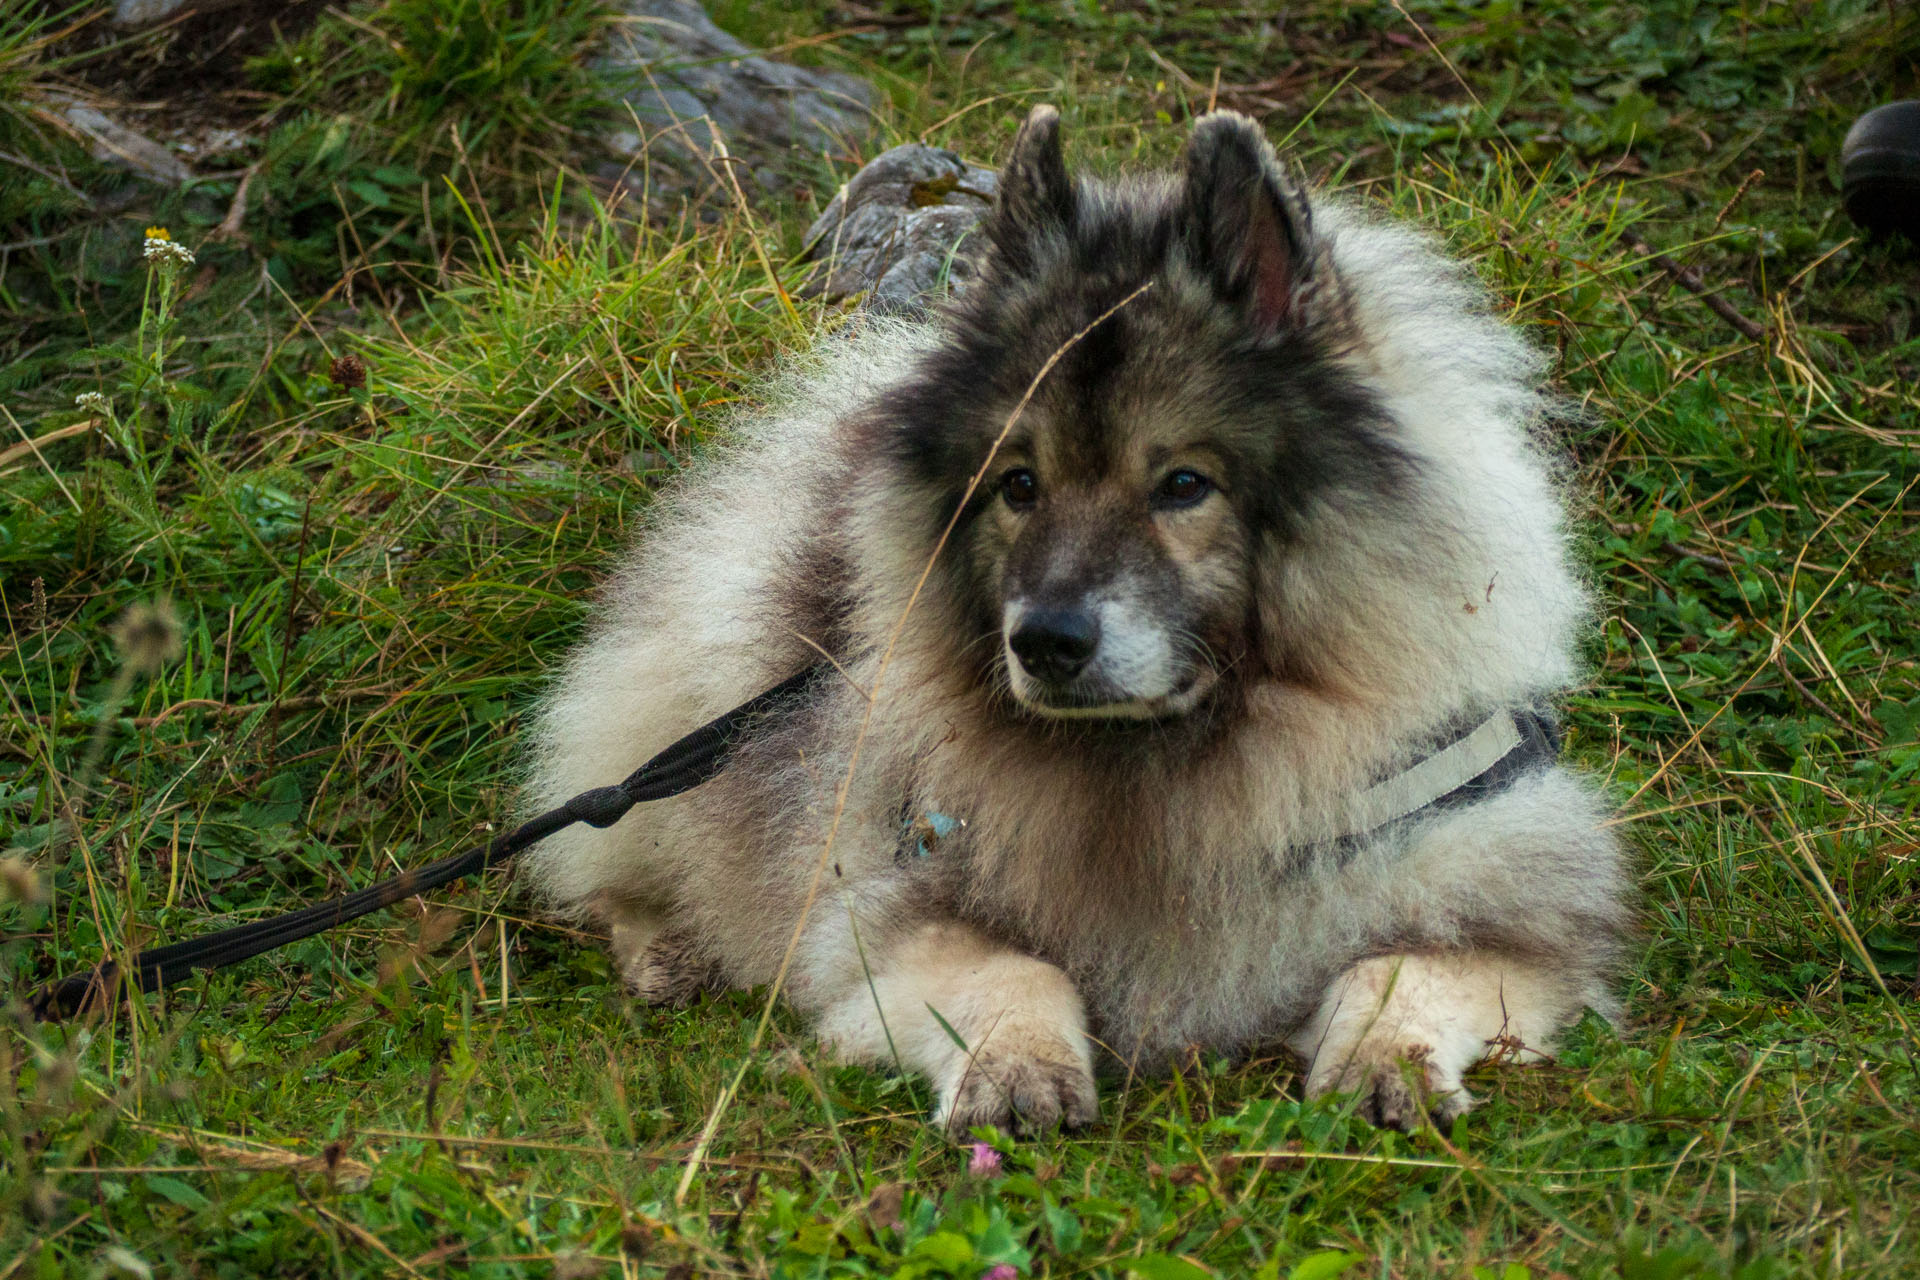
29, 664, 823, 1021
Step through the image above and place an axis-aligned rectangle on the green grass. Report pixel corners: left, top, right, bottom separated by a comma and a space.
4, 1, 1920, 1276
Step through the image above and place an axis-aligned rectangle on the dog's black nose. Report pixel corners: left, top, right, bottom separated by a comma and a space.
1010, 608, 1099, 683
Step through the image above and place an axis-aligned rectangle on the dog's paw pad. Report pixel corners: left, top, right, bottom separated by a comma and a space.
942, 1050, 1098, 1137
1312, 1046, 1474, 1132
1357, 1071, 1473, 1132
1427, 1085, 1474, 1128
621, 930, 723, 1008
1360, 1071, 1420, 1131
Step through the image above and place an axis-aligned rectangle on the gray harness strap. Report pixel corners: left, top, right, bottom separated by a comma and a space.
897, 707, 1563, 866
1332, 708, 1560, 843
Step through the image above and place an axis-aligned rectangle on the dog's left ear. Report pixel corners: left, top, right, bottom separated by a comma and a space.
1181, 112, 1314, 336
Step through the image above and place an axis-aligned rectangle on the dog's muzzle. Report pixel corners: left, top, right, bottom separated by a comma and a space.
1002, 596, 1211, 719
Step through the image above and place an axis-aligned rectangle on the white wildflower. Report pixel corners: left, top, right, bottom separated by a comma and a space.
75, 391, 111, 416
143, 237, 196, 268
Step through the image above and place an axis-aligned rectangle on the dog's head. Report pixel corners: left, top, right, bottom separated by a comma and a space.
874, 108, 1411, 721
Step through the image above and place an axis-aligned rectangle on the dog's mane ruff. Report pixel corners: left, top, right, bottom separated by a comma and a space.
1300, 197, 1586, 720
517, 317, 940, 917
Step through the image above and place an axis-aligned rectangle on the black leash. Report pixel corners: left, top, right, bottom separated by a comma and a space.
29, 664, 823, 1022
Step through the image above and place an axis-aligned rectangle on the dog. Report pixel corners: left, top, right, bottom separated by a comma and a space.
522, 106, 1631, 1134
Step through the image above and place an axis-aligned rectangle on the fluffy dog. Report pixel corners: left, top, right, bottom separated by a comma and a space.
523, 107, 1631, 1133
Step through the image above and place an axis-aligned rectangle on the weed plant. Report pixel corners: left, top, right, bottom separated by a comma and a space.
1, 0, 615, 422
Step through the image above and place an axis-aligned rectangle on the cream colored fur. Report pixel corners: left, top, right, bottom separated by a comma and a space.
816, 922, 1097, 1130
1287, 952, 1574, 1126
519, 120, 1629, 1135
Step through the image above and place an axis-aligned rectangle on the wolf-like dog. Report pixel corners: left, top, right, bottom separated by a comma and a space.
523, 107, 1631, 1134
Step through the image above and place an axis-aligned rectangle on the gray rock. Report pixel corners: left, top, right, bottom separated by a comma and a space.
113, 0, 191, 26
113, 0, 245, 28
800, 143, 998, 312
174, 126, 250, 160
598, 0, 876, 202
54, 98, 193, 185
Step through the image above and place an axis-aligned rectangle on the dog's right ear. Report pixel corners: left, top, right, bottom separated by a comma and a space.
987, 105, 1076, 275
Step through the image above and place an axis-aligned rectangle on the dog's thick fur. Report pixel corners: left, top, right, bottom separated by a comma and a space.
523, 108, 1631, 1133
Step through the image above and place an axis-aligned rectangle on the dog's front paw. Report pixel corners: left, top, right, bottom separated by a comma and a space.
939, 1038, 1099, 1137
1307, 1043, 1475, 1132
1288, 953, 1579, 1133
621, 927, 725, 1008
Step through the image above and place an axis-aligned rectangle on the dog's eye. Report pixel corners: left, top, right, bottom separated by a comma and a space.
1000, 468, 1039, 510
1153, 469, 1213, 509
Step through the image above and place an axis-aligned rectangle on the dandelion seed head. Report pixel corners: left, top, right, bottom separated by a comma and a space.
111, 597, 183, 675
0, 856, 46, 907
